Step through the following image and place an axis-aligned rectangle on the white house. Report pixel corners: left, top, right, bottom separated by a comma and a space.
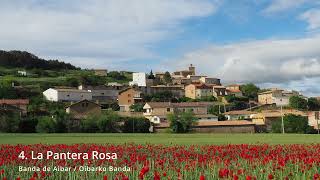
43, 88, 92, 102
18, 70, 27, 76
129, 73, 147, 86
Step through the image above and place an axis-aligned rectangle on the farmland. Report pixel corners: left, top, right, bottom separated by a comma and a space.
0, 133, 320, 145
1, 143, 320, 179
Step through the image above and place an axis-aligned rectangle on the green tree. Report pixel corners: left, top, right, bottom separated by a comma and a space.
307, 97, 320, 111
36, 116, 57, 133
144, 91, 175, 102
80, 74, 106, 86
208, 105, 222, 115
148, 70, 155, 79
108, 71, 127, 80
51, 109, 70, 133
240, 83, 260, 100
97, 110, 121, 132
168, 111, 197, 133
130, 103, 144, 112
66, 77, 80, 87
163, 71, 172, 84
0, 111, 20, 132
289, 96, 307, 110
122, 117, 150, 133
80, 115, 99, 133
199, 96, 217, 102
0, 81, 17, 99
178, 96, 194, 102
271, 114, 314, 133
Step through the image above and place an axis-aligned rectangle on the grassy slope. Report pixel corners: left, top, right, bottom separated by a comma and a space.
0, 133, 320, 145
0, 69, 132, 85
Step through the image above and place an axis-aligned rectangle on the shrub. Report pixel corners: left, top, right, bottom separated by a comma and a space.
271, 114, 314, 133
97, 111, 121, 133
289, 96, 307, 110
0, 111, 20, 132
168, 111, 197, 133
129, 103, 144, 112
80, 115, 99, 133
36, 116, 56, 133
122, 117, 150, 133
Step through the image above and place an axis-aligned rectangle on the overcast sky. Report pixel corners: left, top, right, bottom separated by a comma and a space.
1, 0, 320, 96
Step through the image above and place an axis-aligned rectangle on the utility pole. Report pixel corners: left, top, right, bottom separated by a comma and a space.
133, 118, 135, 133
280, 98, 285, 134
281, 104, 285, 134
316, 111, 319, 134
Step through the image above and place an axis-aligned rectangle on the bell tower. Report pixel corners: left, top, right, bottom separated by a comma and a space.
189, 64, 195, 75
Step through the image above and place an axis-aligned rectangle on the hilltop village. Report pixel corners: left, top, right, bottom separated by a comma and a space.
0, 51, 319, 133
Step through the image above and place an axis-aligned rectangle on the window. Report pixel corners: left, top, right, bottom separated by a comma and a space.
82, 103, 85, 107
101, 93, 104, 95
86, 103, 89, 107
128, 100, 131, 103
167, 108, 170, 112
67, 94, 70, 97
190, 108, 194, 112
128, 94, 131, 97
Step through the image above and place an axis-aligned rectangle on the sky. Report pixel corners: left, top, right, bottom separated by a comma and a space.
1, 0, 320, 96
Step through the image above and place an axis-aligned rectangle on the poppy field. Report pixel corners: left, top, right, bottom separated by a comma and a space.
0, 143, 320, 180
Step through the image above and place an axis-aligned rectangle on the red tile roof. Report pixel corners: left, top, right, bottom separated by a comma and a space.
0, 99, 29, 105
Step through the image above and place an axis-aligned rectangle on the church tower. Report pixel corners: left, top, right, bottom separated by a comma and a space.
189, 64, 195, 75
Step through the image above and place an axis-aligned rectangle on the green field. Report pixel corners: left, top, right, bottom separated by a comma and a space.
1, 133, 320, 145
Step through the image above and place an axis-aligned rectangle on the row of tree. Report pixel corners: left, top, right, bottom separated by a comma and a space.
0, 50, 77, 70
0, 110, 151, 133
289, 96, 320, 111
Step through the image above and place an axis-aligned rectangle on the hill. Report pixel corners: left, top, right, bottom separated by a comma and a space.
0, 50, 78, 70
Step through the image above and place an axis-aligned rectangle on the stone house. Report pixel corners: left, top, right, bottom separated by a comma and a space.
187, 75, 207, 83
94, 69, 108, 76
212, 85, 227, 98
150, 85, 185, 98
172, 77, 192, 85
199, 77, 221, 85
0, 99, 29, 115
185, 83, 213, 99
172, 64, 195, 77
66, 100, 101, 119
226, 84, 243, 97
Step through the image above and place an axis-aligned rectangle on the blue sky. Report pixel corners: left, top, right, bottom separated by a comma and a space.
1, 0, 320, 96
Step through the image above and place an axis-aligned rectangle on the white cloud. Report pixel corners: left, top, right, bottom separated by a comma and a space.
299, 9, 320, 30
263, 0, 309, 14
0, 0, 219, 67
173, 35, 320, 87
